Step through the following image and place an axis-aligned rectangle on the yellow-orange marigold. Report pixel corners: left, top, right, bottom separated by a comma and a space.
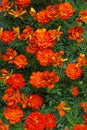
4, 106, 24, 124
65, 63, 82, 80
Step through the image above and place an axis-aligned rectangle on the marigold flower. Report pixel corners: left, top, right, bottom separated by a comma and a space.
7, 74, 26, 90
24, 111, 45, 130
14, 55, 28, 69
2, 88, 20, 106
20, 93, 28, 108
19, 25, 34, 40
36, 48, 54, 66
1, 48, 17, 63
77, 53, 87, 67
45, 113, 57, 130
29, 71, 60, 89
29, 7, 37, 20
0, 68, 13, 83
71, 86, 79, 97
30, 28, 55, 49
48, 26, 63, 41
28, 94, 43, 109
59, 2, 74, 20
9, 8, 26, 18
36, 10, 51, 25
16, 0, 31, 8
46, 4, 60, 19
4, 106, 24, 124
1, 30, 15, 44
77, 10, 87, 24
0, 120, 9, 130
26, 45, 39, 54
56, 101, 71, 116
0, 0, 14, 13
68, 26, 84, 42
80, 102, 87, 112
65, 63, 82, 80
73, 124, 87, 130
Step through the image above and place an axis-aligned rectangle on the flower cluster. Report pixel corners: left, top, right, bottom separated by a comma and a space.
0, 0, 87, 130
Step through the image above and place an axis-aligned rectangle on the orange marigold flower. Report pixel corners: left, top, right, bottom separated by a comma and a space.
48, 26, 63, 41
46, 4, 60, 19
36, 10, 51, 25
0, 68, 13, 83
68, 26, 84, 42
73, 124, 87, 130
24, 111, 45, 130
20, 93, 28, 108
26, 45, 39, 54
56, 101, 71, 116
14, 55, 28, 69
4, 106, 24, 124
77, 10, 87, 24
0, 120, 9, 130
59, 2, 74, 20
45, 113, 56, 130
19, 25, 34, 40
71, 86, 79, 97
28, 94, 43, 109
36, 48, 54, 66
0, 30, 15, 44
80, 102, 87, 112
1, 48, 17, 63
0, 0, 14, 13
29, 71, 59, 89
7, 74, 26, 90
51, 50, 68, 67
65, 63, 82, 80
29, 7, 37, 20
30, 28, 55, 49
77, 53, 87, 67
16, 0, 31, 8
2, 88, 20, 106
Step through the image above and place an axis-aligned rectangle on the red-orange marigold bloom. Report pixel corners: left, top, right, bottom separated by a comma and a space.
24, 111, 45, 130
16, 0, 31, 8
68, 26, 84, 42
36, 48, 54, 66
77, 10, 87, 24
30, 28, 55, 49
0, 0, 14, 12
4, 106, 24, 124
73, 124, 87, 130
29, 71, 59, 89
83, 114, 87, 124
2, 88, 20, 106
19, 25, 34, 40
14, 55, 28, 69
71, 86, 79, 97
7, 74, 26, 90
1, 48, 17, 63
28, 94, 43, 109
36, 10, 51, 25
59, 2, 74, 20
1, 30, 15, 44
46, 4, 60, 19
45, 113, 57, 130
0, 120, 9, 130
65, 63, 82, 80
